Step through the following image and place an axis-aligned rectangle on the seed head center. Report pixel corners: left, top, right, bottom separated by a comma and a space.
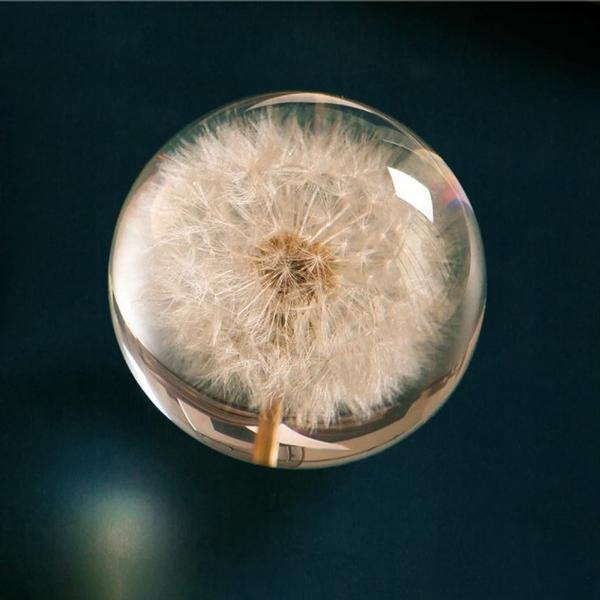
255, 232, 336, 304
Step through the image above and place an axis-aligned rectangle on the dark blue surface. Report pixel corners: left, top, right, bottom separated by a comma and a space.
1, 4, 599, 599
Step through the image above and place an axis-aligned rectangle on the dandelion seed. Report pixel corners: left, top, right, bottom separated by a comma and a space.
132, 108, 469, 431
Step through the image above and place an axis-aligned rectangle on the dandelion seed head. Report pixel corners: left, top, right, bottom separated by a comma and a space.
138, 108, 463, 429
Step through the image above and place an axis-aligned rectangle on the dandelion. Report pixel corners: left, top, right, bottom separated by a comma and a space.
141, 108, 459, 443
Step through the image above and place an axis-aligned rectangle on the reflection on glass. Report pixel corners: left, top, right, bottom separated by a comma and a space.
387, 166, 434, 222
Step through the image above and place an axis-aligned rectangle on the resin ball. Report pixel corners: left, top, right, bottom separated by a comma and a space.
109, 92, 486, 468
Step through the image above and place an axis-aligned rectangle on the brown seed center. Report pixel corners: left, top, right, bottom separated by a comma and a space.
254, 232, 336, 304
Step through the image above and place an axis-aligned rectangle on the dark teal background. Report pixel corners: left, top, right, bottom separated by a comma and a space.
1, 3, 599, 599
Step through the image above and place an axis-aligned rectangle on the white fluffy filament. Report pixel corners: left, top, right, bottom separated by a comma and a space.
141, 110, 459, 429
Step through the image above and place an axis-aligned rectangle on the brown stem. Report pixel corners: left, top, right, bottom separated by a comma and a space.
252, 398, 283, 467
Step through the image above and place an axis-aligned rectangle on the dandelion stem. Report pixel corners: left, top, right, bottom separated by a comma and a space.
252, 398, 283, 467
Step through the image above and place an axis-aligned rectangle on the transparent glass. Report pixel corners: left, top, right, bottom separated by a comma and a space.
109, 92, 486, 468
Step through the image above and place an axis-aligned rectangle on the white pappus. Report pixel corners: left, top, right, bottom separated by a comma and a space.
140, 109, 461, 429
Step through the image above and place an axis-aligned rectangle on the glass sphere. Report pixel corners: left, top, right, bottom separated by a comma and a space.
109, 91, 486, 468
